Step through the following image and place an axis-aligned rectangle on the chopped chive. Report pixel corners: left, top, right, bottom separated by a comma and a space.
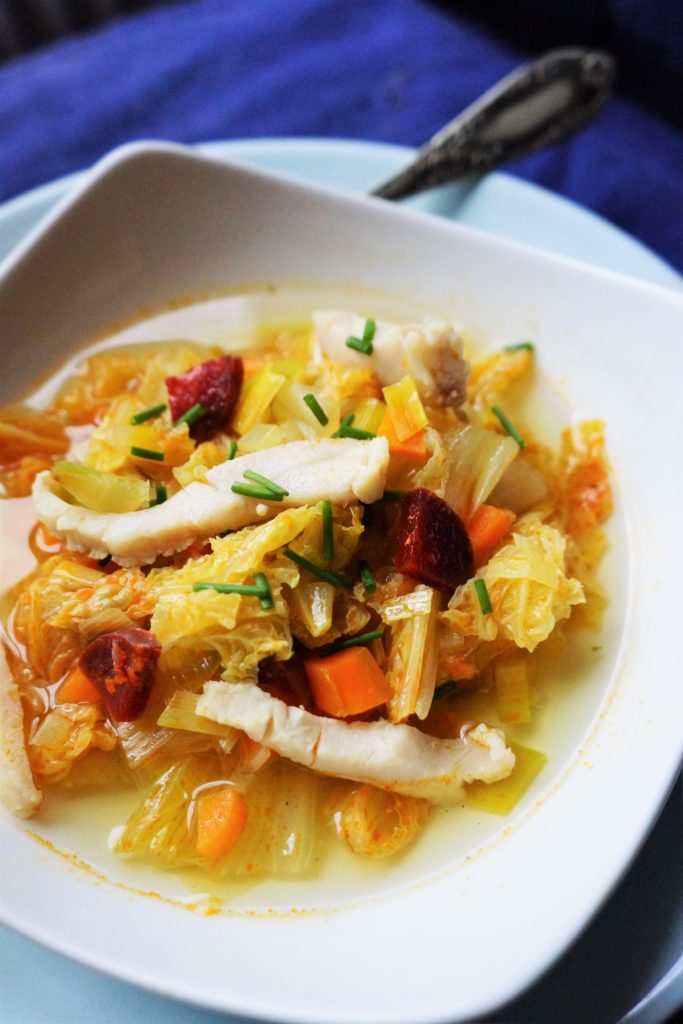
131, 446, 165, 462
345, 335, 373, 356
474, 578, 493, 615
320, 628, 385, 657
492, 404, 525, 449
303, 393, 329, 426
227, 440, 238, 461
97, 554, 112, 568
336, 426, 376, 441
150, 484, 167, 507
193, 577, 272, 602
331, 414, 355, 437
362, 318, 376, 344
359, 560, 376, 593
322, 500, 334, 561
193, 581, 262, 596
231, 483, 283, 502
381, 490, 402, 501
283, 547, 354, 589
254, 571, 275, 611
433, 680, 458, 701
504, 341, 535, 353
242, 469, 289, 498
174, 402, 206, 428
130, 403, 167, 425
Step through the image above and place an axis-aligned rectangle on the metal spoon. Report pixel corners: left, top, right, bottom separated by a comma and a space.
371, 47, 616, 200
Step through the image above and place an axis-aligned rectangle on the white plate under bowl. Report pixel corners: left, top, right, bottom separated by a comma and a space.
1, 141, 682, 1024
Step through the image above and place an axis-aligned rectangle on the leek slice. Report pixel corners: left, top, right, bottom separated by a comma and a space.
232, 365, 285, 435
238, 423, 287, 453
385, 585, 440, 721
443, 423, 518, 520
158, 691, 238, 745
382, 375, 428, 440
52, 460, 148, 513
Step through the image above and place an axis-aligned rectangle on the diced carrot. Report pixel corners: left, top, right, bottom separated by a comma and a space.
304, 647, 393, 718
56, 664, 102, 705
467, 504, 515, 566
378, 409, 429, 464
195, 786, 248, 860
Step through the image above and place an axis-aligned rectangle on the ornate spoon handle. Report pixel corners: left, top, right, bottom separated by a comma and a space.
371, 47, 616, 200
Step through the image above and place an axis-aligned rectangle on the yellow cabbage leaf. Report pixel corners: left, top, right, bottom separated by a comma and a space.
443, 514, 584, 652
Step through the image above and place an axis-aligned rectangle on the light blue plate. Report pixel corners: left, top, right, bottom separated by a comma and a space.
1, 139, 681, 1024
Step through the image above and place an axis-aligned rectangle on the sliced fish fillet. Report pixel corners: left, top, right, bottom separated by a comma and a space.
32, 437, 389, 567
197, 681, 515, 804
313, 310, 469, 406
0, 644, 42, 818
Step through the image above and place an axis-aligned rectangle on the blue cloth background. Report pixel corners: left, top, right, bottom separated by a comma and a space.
0, 0, 681, 272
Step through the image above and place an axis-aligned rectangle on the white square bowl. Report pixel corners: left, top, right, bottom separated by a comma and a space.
1, 142, 682, 1024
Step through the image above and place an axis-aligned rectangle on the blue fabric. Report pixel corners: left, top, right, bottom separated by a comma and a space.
0, 0, 681, 272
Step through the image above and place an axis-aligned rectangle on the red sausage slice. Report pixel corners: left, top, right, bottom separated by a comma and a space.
395, 488, 474, 591
166, 355, 244, 441
79, 627, 162, 722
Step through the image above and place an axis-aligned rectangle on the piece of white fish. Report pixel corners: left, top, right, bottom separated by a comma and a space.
32, 437, 389, 567
313, 310, 470, 406
197, 681, 515, 805
0, 644, 42, 819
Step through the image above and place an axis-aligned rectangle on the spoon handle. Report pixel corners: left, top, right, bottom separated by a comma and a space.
371, 47, 616, 200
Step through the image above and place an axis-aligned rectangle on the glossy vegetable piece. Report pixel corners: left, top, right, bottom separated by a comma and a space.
395, 488, 474, 591
195, 786, 248, 860
304, 646, 393, 718
79, 627, 162, 721
166, 355, 244, 440
467, 503, 515, 567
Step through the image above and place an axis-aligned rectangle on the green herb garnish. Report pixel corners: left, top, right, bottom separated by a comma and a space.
174, 403, 205, 428
242, 469, 289, 498
359, 560, 376, 593
345, 321, 376, 356
320, 628, 384, 657
303, 393, 329, 426
433, 680, 458, 701
193, 573, 274, 611
283, 548, 354, 589
130, 446, 165, 462
130, 403, 167, 425
335, 425, 376, 441
150, 484, 167, 506
322, 500, 334, 561
474, 578, 493, 615
230, 483, 283, 502
492, 404, 525, 450
254, 571, 275, 610
331, 413, 355, 437
345, 336, 373, 356
227, 440, 238, 461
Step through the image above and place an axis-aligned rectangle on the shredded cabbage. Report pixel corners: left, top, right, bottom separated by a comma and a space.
443, 514, 584, 652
